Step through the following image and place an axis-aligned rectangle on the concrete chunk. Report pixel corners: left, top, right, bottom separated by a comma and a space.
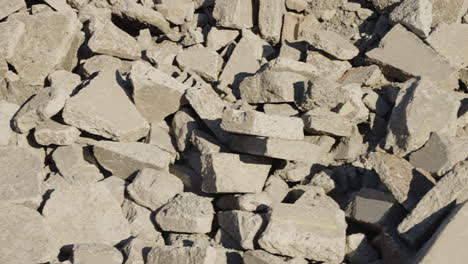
127, 168, 184, 211
155, 193, 214, 233
389, 0, 432, 38
398, 161, 468, 246
201, 152, 271, 193
147, 246, 220, 264
155, 0, 194, 25
431, 0, 468, 26
427, 23, 468, 69
299, 28, 359, 60
0, 20, 25, 60
34, 120, 80, 146
213, 0, 253, 29
294, 77, 347, 112
263, 103, 299, 117
63, 70, 150, 142
258, 0, 285, 44
218, 210, 266, 250
207, 27, 239, 51
306, 51, 352, 82
0, 0, 25, 20
0, 101, 19, 145
146, 122, 177, 158
338, 65, 383, 87
216, 193, 273, 212
176, 46, 223, 82
121, 199, 165, 243
71, 243, 123, 264
367, 152, 435, 211
302, 108, 354, 137
82, 55, 122, 77
221, 109, 304, 140
258, 203, 347, 263
366, 24, 459, 90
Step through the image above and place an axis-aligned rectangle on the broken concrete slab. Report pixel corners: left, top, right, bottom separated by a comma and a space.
427, 23, 468, 69
191, 129, 225, 155
0, 101, 19, 145
154, 0, 194, 25
409, 133, 468, 177
306, 51, 352, 82
384, 78, 460, 156
166, 233, 215, 247
367, 152, 435, 211
299, 28, 359, 60
274, 161, 313, 183
43, 182, 131, 246
127, 168, 184, 211
71, 243, 123, 264
155, 192, 214, 233
362, 90, 391, 116
308, 170, 336, 193
101, 176, 126, 205
206, 27, 239, 51
221, 109, 304, 140
346, 233, 380, 264
263, 103, 299, 117
176, 46, 223, 82
201, 152, 271, 193
171, 107, 200, 152
121, 199, 165, 244
146, 40, 182, 68
0, 0, 26, 20
147, 246, 221, 264
213, 0, 253, 29
0, 146, 43, 208
366, 24, 459, 90
82, 55, 122, 77
0, 203, 58, 264
258, 203, 347, 263
388, 0, 432, 38
130, 61, 187, 123
34, 120, 81, 146
258, 0, 285, 44
63, 70, 150, 142
398, 161, 468, 246
331, 126, 364, 162
0, 20, 25, 61
294, 77, 348, 112
7, 11, 81, 86
294, 186, 340, 210
87, 18, 141, 60
431, 0, 468, 26
338, 65, 383, 87
93, 141, 173, 180
302, 108, 354, 137
218, 210, 266, 250
146, 122, 178, 158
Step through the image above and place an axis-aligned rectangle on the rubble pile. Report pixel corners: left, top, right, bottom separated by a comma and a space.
0, 0, 467, 263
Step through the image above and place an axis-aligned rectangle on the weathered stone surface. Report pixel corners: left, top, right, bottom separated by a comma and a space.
370, 0, 402, 13
34, 119, 81, 146
258, 0, 284, 44
71, 243, 123, 264
147, 246, 221, 264
258, 203, 347, 263
201, 152, 271, 193
427, 23, 468, 69
176, 46, 223, 82
0, 203, 58, 264
306, 51, 351, 82
171, 107, 200, 152
229, 134, 327, 163
362, 90, 391, 116
0, 146, 43, 207
331, 126, 364, 162
286, 0, 307, 12
146, 122, 177, 158
389, 0, 432, 38
43, 183, 131, 246
367, 152, 434, 211
0, 20, 25, 60
218, 210, 266, 250
264, 175, 290, 203
384, 78, 460, 156
130, 61, 187, 123
0, 0, 25, 20
398, 161, 468, 246
366, 24, 459, 90
308, 170, 336, 193
191, 129, 225, 154
7, 12, 81, 85
155, 193, 214, 233
167, 233, 215, 247
294, 77, 347, 112
87, 18, 140, 60
338, 65, 383, 87
413, 201, 468, 264
263, 103, 299, 117
207, 27, 239, 51
243, 250, 288, 264
409, 133, 468, 176
294, 186, 340, 210
0, 101, 19, 145
216, 192, 273, 212
101, 176, 126, 205
155, 0, 194, 25
302, 108, 354, 137
121, 199, 165, 243
431, 0, 468, 26
299, 28, 359, 60
127, 168, 184, 211
221, 109, 304, 140
345, 234, 380, 264
63, 70, 150, 142
82, 55, 122, 77
213, 0, 253, 29
94, 141, 173, 180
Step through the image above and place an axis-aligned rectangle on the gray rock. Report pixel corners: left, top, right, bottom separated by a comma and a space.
294, 186, 340, 210
332, 126, 364, 162
362, 90, 391, 116
201, 152, 272, 194
176, 46, 223, 82
71, 243, 123, 264
146, 122, 178, 158
0, 20, 25, 61
155, 193, 214, 233
294, 77, 348, 112
146, 40, 182, 70
338, 65, 383, 87
427, 23, 468, 69
171, 107, 200, 152
308, 170, 336, 193
63, 70, 150, 142
431, 0, 468, 27
306, 51, 352, 82
154, 0, 194, 25
146, 246, 221, 264
206, 27, 239, 51
243, 250, 288, 264
218, 210, 266, 250
82, 55, 122, 77
34, 120, 81, 146
302, 108, 354, 137
299, 28, 359, 60
0, 101, 19, 145
121, 199, 165, 244
0, 0, 25, 20
213, 0, 253, 29
258, 0, 285, 44
263, 104, 299, 117
216, 193, 273, 212
286, 0, 307, 12
190, 129, 225, 155
346, 233, 380, 264
263, 175, 290, 203
101, 176, 127, 205
389, 0, 432, 38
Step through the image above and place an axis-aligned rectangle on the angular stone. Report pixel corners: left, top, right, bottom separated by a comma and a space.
362, 90, 391, 116
171, 107, 200, 152
398, 161, 468, 246
7, 11, 81, 85
389, 0, 432, 38
207, 27, 239, 51
213, 0, 253, 29
366, 24, 459, 90
427, 23, 468, 69
146, 122, 177, 158
0, 0, 25, 20
201, 152, 271, 193
274, 161, 313, 183
121, 199, 165, 244
243, 250, 288, 264
216, 193, 273, 212
0, 20, 25, 60
346, 234, 380, 264
63, 70, 150, 142
155, 0, 194, 25
331, 126, 364, 162
367, 152, 435, 211
0, 101, 19, 145
263, 103, 299, 117
130, 61, 187, 123
294, 186, 340, 210
338, 65, 383, 87
431, 0, 468, 26
299, 28, 359, 60
221, 109, 304, 140
87, 18, 141, 60
229, 134, 327, 163
302, 108, 354, 137
384, 78, 460, 156
71, 243, 123, 264
147, 246, 220, 264
0, 203, 57, 264
413, 201, 468, 264
155, 193, 214, 233
294, 77, 348, 112
146, 40, 182, 69
43, 183, 131, 246
258, 0, 284, 44
308, 170, 336, 193
306, 51, 352, 82
82, 55, 122, 77
191, 129, 225, 154
101, 176, 126, 205
120, 237, 156, 264
0, 146, 43, 208
286, 0, 307, 12
127, 168, 184, 211
345, 188, 404, 230
258, 203, 346, 263
93, 141, 173, 180
34, 120, 80, 146
218, 210, 266, 250
409, 133, 468, 177
176, 46, 223, 82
